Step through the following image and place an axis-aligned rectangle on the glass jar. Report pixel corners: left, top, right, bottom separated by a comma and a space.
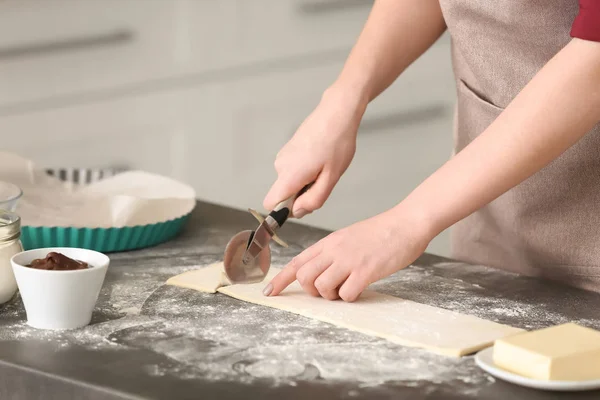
0, 210, 23, 304
0, 181, 22, 212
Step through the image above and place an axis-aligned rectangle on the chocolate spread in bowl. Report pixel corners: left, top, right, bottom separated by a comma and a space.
27, 252, 89, 270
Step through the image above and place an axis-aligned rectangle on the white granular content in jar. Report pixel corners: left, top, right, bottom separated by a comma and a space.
0, 238, 22, 304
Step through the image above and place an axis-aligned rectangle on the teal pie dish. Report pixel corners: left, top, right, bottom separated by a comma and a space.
21, 214, 190, 252
20, 168, 193, 252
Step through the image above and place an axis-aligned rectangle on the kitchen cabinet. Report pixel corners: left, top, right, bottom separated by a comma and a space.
0, 87, 191, 176
228, 0, 371, 63
0, 0, 456, 255
0, 0, 187, 109
0, 0, 368, 111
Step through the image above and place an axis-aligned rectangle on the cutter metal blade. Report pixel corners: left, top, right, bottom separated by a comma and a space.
223, 183, 312, 284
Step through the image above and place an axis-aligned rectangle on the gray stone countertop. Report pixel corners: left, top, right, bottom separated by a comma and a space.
1, 201, 600, 400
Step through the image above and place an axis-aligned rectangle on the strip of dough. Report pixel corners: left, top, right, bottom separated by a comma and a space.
166, 262, 230, 293
167, 263, 523, 357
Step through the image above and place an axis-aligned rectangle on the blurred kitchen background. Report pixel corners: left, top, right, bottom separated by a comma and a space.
0, 0, 455, 256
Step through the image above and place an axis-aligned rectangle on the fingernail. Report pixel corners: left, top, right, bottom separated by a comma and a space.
294, 208, 308, 218
262, 283, 273, 296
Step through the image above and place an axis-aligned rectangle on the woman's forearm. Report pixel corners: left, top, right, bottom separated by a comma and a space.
329, 0, 446, 104
399, 38, 600, 237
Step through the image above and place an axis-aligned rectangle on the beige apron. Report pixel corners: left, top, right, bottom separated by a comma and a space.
438, 1, 600, 292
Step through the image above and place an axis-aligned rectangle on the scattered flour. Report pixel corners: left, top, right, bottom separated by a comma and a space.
1, 257, 598, 397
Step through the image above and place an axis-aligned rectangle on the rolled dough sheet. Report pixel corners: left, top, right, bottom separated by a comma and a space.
167, 263, 523, 357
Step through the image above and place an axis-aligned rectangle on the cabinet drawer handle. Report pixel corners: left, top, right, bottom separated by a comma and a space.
359, 104, 449, 133
0, 28, 134, 60
297, 0, 373, 14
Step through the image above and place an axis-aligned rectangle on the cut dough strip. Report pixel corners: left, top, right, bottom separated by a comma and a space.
166, 262, 230, 293
167, 263, 523, 357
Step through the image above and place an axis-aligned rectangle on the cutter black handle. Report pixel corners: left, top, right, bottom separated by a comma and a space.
268, 183, 313, 227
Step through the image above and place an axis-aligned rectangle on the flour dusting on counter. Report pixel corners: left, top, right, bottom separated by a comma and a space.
1, 252, 600, 398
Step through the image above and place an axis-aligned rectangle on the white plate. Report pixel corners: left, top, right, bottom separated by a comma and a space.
475, 347, 600, 392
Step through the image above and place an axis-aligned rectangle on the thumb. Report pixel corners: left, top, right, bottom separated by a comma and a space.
263, 173, 309, 211
291, 169, 336, 217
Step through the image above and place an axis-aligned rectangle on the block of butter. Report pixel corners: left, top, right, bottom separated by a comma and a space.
493, 323, 600, 381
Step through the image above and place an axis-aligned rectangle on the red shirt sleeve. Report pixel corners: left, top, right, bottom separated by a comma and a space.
571, 0, 600, 42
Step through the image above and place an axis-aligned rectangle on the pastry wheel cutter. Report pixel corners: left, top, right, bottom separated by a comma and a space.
223, 184, 311, 284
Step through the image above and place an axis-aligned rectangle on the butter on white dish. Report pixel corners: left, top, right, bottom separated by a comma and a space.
493, 323, 600, 381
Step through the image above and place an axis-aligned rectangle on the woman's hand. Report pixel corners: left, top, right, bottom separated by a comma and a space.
262, 206, 433, 301
263, 86, 367, 218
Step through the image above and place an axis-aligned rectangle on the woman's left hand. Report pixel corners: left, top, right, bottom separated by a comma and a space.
262, 207, 433, 302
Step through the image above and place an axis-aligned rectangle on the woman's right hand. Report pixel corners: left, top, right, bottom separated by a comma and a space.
263, 86, 368, 218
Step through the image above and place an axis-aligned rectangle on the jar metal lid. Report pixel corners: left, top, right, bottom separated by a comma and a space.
0, 210, 21, 243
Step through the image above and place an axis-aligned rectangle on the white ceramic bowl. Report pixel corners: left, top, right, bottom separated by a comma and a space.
11, 247, 109, 330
